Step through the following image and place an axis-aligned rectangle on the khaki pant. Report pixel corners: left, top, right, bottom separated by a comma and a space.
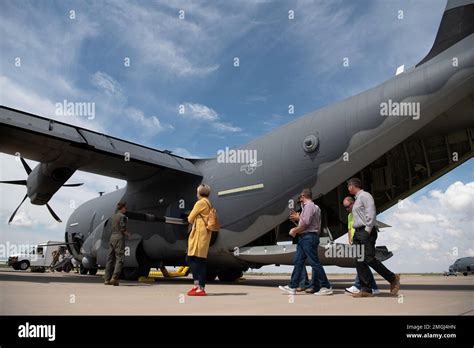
104, 234, 125, 281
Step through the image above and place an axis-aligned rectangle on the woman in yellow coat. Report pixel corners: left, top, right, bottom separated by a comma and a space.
186, 183, 213, 296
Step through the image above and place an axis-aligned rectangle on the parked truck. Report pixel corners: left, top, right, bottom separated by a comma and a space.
7, 241, 65, 272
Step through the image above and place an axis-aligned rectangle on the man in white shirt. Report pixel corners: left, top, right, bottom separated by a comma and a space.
347, 178, 400, 297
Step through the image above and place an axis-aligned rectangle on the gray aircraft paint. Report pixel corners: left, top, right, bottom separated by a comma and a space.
449, 257, 474, 274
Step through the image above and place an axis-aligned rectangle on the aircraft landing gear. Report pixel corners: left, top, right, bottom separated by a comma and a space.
121, 243, 151, 281
217, 269, 243, 282
79, 264, 98, 275
122, 265, 150, 280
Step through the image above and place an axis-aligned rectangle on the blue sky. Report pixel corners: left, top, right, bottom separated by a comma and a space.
1, 0, 472, 272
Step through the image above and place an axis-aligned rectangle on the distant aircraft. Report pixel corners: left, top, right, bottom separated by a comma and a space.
0, 0, 473, 281
449, 257, 474, 276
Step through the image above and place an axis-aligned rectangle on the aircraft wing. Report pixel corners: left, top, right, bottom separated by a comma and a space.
0, 106, 202, 181
375, 220, 391, 229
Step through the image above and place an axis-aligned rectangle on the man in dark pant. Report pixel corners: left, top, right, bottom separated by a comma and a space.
347, 178, 400, 297
353, 227, 395, 294
279, 188, 332, 296
288, 233, 330, 294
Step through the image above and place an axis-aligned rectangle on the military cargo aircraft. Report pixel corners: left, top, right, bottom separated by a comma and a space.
1, 0, 473, 281
449, 257, 474, 276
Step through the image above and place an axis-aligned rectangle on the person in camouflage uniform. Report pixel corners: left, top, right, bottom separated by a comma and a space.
50, 250, 60, 272
104, 202, 130, 286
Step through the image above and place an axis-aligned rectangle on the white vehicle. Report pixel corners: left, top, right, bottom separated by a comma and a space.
7, 241, 65, 272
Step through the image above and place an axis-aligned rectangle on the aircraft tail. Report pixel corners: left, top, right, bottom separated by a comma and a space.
416, 0, 474, 66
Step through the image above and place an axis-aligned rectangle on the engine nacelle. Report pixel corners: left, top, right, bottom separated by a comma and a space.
27, 163, 77, 205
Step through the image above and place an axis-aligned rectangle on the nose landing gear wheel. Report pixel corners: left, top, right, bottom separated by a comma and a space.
79, 264, 88, 275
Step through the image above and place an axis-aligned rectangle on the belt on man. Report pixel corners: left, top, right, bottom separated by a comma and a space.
355, 226, 377, 232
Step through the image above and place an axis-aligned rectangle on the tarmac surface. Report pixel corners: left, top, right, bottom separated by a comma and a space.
0, 269, 473, 315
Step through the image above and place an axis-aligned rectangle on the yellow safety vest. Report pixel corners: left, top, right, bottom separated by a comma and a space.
348, 213, 355, 238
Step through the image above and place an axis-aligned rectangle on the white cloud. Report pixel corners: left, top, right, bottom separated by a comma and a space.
0, 75, 105, 133
0, 4, 178, 142
445, 228, 463, 237
393, 211, 437, 224
278, 0, 446, 98
179, 102, 242, 133
212, 122, 242, 133
420, 241, 439, 251
370, 180, 474, 273
430, 181, 474, 213
95, 1, 222, 77
182, 103, 219, 121
93, 0, 265, 78
9, 211, 34, 227
126, 107, 174, 136
91, 72, 124, 101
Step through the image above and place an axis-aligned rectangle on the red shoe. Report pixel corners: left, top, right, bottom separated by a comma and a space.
187, 287, 198, 296
194, 289, 207, 296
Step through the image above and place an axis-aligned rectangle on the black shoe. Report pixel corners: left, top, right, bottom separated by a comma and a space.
352, 291, 374, 298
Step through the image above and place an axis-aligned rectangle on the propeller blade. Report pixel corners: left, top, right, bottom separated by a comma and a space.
0, 180, 27, 186
8, 194, 28, 224
62, 183, 84, 187
20, 158, 32, 175
46, 203, 62, 222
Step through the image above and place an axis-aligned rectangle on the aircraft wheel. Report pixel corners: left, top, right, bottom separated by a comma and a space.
88, 268, 98, 275
122, 265, 150, 280
463, 272, 468, 276
79, 265, 88, 275
121, 243, 150, 280
19, 260, 29, 271
63, 263, 72, 273
217, 269, 243, 282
